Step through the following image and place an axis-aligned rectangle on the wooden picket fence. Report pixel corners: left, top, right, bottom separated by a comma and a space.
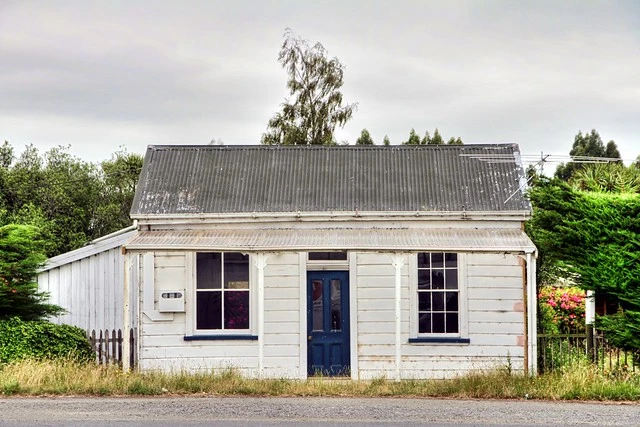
87, 328, 136, 368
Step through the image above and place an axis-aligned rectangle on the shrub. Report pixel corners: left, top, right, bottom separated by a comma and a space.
0, 224, 64, 321
538, 285, 586, 334
0, 317, 93, 364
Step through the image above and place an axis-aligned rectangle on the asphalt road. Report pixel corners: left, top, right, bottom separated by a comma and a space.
0, 396, 639, 426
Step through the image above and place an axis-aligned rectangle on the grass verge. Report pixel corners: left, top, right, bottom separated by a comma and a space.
1, 358, 639, 400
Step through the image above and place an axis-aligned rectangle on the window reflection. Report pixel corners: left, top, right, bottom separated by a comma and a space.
312, 280, 323, 331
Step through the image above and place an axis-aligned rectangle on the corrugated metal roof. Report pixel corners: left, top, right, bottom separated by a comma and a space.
125, 228, 536, 253
131, 144, 531, 216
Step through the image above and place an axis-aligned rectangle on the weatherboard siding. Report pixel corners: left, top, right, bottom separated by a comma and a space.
262, 252, 302, 377
135, 247, 526, 378
355, 252, 410, 378
138, 251, 302, 376
137, 251, 257, 374
354, 251, 525, 380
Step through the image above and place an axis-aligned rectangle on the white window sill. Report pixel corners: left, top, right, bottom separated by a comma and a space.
184, 335, 258, 341
408, 337, 470, 344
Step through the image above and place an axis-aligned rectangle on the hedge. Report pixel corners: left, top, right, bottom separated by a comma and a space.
0, 317, 93, 364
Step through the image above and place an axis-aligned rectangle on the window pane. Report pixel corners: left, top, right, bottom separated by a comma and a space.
432, 292, 444, 311
330, 279, 341, 331
419, 313, 431, 333
432, 270, 445, 289
445, 270, 458, 289
197, 253, 222, 289
418, 270, 431, 289
446, 313, 459, 333
309, 251, 347, 261
445, 253, 457, 268
418, 292, 431, 311
431, 252, 444, 268
445, 291, 458, 311
197, 291, 221, 329
312, 280, 323, 331
432, 313, 445, 333
224, 291, 250, 329
224, 252, 249, 289
417, 253, 430, 269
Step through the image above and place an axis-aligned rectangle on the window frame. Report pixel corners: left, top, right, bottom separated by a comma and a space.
409, 252, 468, 343
186, 251, 256, 337
306, 251, 350, 271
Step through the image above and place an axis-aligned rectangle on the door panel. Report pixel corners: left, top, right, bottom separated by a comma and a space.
307, 271, 350, 376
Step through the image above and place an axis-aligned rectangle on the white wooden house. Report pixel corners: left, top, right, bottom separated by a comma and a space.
121, 144, 537, 379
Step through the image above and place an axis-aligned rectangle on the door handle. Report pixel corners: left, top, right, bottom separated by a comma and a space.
308, 335, 313, 341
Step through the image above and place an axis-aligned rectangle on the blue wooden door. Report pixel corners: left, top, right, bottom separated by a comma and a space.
307, 271, 350, 376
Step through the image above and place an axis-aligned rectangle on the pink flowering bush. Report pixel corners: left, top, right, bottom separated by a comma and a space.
538, 286, 586, 334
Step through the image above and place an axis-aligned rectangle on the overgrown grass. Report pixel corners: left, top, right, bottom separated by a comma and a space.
1, 358, 639, 400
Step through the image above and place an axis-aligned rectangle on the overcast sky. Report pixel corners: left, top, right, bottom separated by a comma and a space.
1, 0, 639, 169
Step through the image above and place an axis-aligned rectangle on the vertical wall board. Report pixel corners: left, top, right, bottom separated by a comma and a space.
88, 256, 97, 332
61, 264, 72, 325
36, 230, 135, 333
50, 269, 60, 323
112, 249, 123, 331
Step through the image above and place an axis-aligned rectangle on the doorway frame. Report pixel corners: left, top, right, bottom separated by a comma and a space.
299, 252, 358, 379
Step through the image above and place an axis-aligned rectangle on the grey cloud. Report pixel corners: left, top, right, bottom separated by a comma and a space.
0, 0, 639, 165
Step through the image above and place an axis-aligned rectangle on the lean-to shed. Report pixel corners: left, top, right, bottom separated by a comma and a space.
37, 226, 138, 333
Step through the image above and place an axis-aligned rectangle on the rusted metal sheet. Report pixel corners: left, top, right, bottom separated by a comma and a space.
131, 144, 531, 216
125, 227, 535, 252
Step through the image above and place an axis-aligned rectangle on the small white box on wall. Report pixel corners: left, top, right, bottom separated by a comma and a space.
158, 290, 185, 312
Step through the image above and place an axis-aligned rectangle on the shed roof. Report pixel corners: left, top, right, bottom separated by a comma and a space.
40, 227, 136, 271
131, 144, 530, 216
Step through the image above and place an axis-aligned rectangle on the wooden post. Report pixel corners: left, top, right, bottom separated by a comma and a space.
254, 253, 268, 377
129, 328, 136, 369
98, 329, 104, 364
585, 290, 595, 362
391, 253, 404, 382
111, 330, 117, 364
106, 329, 112, 364
117, 329, 123, 367
123, 253, 131, 372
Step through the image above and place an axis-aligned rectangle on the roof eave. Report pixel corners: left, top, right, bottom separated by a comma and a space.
130, 210, 532, 223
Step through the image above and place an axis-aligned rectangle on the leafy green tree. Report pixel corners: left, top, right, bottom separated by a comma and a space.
429, 128, 444, 145
0, 224, 64, 321
261, 29, 357, 145
403, 128, 462, 146
1, 144, 101, 254
403, 128, 421, 145
93, 150, 143, 237
5, 203, 57, 256
605, 140, 622, 162
355, 129, 374, 145
382, 135, 391, 146
527, 179, 640, 353
570, 163, 640, 193
420, 131, 431, 145
0, 142, 141, 257
0, 141, 13, 168
555, 130, 621, 180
